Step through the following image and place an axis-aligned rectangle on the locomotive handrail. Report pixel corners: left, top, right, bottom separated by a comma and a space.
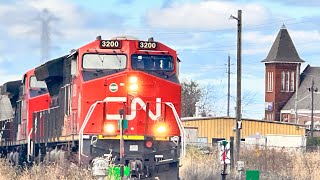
27, 128, 33, 162
78, 98, 126, 164
33, 106, 60, 113
79, 100, 103, 164
164, 102, 186, 158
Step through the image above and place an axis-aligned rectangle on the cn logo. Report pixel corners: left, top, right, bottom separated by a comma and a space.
104, 97, 161, 120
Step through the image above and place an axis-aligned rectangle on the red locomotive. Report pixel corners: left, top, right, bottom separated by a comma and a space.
0, 36, 185, 179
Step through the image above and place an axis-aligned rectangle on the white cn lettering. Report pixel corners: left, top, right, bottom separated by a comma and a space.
104, 97, 161, 120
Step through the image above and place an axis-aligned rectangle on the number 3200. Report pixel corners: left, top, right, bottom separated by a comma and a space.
139, 41, 157, 49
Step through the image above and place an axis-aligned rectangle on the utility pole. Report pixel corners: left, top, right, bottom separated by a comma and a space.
309, 78, 316, 142
230, 10, 242, 165
294, 64, 300, 123
227, 55, 231, 117
119, 109, 125, 178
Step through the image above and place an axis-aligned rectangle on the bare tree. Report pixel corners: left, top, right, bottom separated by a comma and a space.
182, 78, 258, 118
181, 80, 202, 117
198, 84, 218, 117
230, 90, 257, 117
181, 80, 218, 117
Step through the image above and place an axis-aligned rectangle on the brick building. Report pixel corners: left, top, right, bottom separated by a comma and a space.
262, 25, 320, 126
262, 25, 304, 121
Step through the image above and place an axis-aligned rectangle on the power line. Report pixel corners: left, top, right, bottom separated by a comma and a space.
175, 39, 320, 53
126, 18, 312, 35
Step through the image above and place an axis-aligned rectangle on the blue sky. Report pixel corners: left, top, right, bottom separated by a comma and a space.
1, 0, 320, 119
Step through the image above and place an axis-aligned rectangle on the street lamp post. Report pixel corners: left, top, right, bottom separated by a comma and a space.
230, 10, 242, 165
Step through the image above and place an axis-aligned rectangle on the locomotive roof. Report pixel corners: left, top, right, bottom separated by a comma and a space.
0, 80, 21, 95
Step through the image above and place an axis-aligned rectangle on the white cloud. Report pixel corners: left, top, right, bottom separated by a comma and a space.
0, 0, 91, 85
0, 0, 84, 38
145, 1, 269, 29
290, 30, 320, 42
0, 4, 14, 17
0, 0, 120, 42
241, 30, 320, 55
0, 0, 129, 66
27, 0, 82, 21
243, 47, 270, 55
8, 24, 35, 37
0, 70, 22, 85
243, 31, 275, 45
241, 31, 276, 55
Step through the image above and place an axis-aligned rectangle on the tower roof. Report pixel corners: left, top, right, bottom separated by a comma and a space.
262, 25, 304, 63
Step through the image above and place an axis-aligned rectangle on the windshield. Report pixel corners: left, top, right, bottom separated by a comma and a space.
30, 76, 47, 89
131, 54, 174, 71
83, 54, 127, 70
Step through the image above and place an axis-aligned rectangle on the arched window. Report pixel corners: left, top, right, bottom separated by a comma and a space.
290, 71, 295, 92
286, 71, 290, 92
267, 72, 273, 92
281, 71, 285, 92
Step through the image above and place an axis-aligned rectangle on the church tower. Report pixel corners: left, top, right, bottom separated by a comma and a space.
262, 25, 304, 121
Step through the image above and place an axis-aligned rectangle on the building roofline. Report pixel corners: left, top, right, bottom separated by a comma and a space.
263, 61, 303, 64
181, 116, 306, 127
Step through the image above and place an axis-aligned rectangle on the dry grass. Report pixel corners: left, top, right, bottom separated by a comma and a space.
179, 147, 221, 180
0, 159, 94, 180
241, 146, 294, 179
0, 159, 17, 180
291, 151, 320, 180
180, 145, 320, 180
1, 147, 320, 180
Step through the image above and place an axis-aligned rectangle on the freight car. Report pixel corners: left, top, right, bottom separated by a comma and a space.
0, 36, 185, 179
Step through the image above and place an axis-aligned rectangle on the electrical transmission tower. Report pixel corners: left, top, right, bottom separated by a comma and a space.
36, 9, 59, 63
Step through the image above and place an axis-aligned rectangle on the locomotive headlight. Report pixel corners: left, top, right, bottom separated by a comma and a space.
129, 84, 139, 91
157, 125, 167, 133
104, 124, 115, 134
129, 76, 138, 83
129, 76, 139, 91
155, 123, 167, 134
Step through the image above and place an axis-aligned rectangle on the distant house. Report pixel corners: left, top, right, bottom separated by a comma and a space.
262, 25, 320, 126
